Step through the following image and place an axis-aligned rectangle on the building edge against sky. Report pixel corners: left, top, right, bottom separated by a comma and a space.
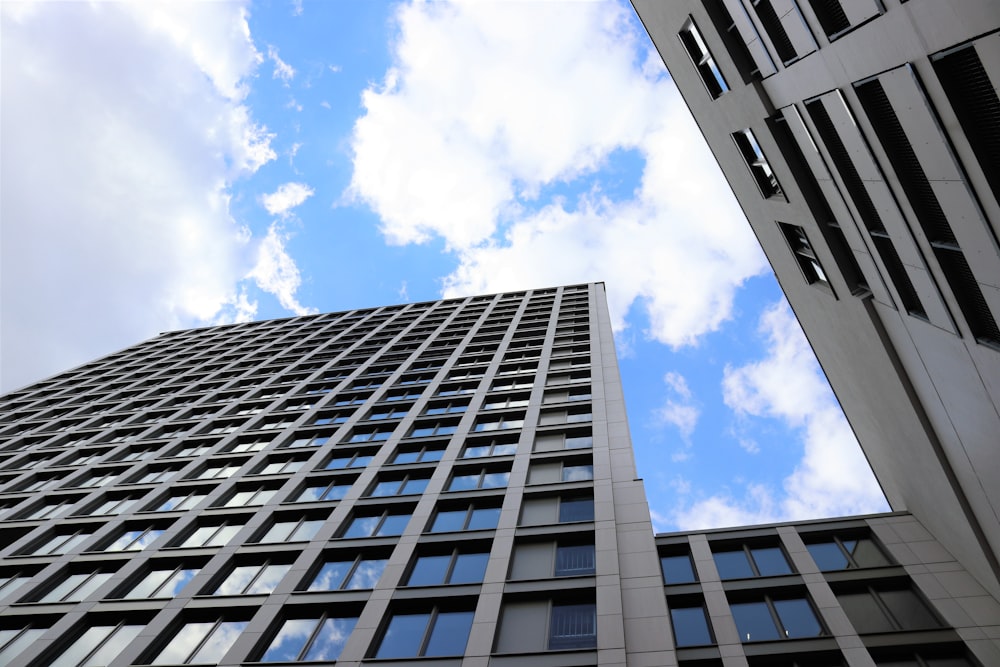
0, 282, 998, 666
630, 0, 1000, 601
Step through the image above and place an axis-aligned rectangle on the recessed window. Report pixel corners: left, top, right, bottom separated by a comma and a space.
259, 614, 358, 662
49, 622, 144, 667
306, 556, 388, 591
367, 406, 411, 421
408, 420, 458, 438
374, 609, 474, 658
549, 603, 597, 649
211, 561, 290, 596
559, 497, 595, 523
680, 18, 730, 97
473, 414, 524, 432
368, 475, 429, 497
0, 625, 48, 666
406, 550, 489, 586
22, 528, 94, 556
779, 223, 830, 286
176, 520, 245, 548
670, 602, 714, 647
713, 544, 792, 579
149, 619, 247, 665
324, 451, 373, 470
342, 510, 411, 538
294, 479, 354, 503
804, 534, 890, 571
733, 128, 783, 198
254, 458, 306, 475
555, 544, 596, 576
101, 526, 164, 552
836, 584, 940, 633
430, 504, 501, 533
35, 570, 115, 603
152, 488, 210, 512
220, 485, 280, 507
730, 595, 823, 642
347, 427, 394, 443
117, 565, 200, 599
391, 444, 445, 464
461, 437, 518, 458
482, 394, 530, 410
562, 464, 593, 482
256, 517, 324, 543
660, 552, 697, 584
447, 468, 509, 491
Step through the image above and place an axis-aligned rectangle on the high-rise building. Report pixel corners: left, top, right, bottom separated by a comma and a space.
630, 0, 1000, 599
1, 284, 997, 667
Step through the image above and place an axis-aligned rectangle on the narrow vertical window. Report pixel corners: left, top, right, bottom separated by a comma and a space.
679, 18, 729, 98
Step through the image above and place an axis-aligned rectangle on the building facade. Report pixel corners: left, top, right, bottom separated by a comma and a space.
1, 284, 998, 666
631, 0, 1000, 599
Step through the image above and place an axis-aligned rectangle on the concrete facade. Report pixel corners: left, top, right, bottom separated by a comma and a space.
631, 0, 1000, 599
1, 284, 997, 666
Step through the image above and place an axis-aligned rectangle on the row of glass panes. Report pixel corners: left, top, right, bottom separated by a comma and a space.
659, 534, 891, 584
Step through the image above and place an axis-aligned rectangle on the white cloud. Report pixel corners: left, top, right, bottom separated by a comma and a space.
654, 371, 700, 453
350, 0, 766, 346
268, 44, 295, 83
0, 1, 275, 391
261, 182, 315, 217
669, 301, 888, 530
247, 223, 316, 316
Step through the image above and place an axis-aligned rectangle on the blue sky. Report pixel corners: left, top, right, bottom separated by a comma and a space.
0, 0, 887, 530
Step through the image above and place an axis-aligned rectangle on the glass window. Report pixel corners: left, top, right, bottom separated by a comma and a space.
307, 557, 387, 591
406, 551, 489, 586
154, 489, 209, 512
0, 626, 48, 666
368, 476, 429, 497
713, 544, 792, 579
375, 610, 474, 658
805, 535, 890, 571
562, 465, 593, 482
37, 571, 114, 603
461, 439, 518, 458
733, 128, 783, 199
150, 620, 247, 665
257, 518, 323, 543
49, 623, 144, 667
213, 562, 290, 595
324, 453, 373, 470
119, 566, 199, 599
222, 487, 278, 507
447, 469, 509, 491
660, 554, 697, 584
555, 544, 596, 576
294, 480, 353, 503
837, 586, 940, 633
102, 527, 163, 552
178, 521, 244, 548
391, 446, 445, 464
25, 529, 93, 556
259, 615, 357, 662
549, 603, 597, 649
679, 18, 729, 98
342, 511, 411, 538
730, 596, 823, 642
0, 572, 34, 600
430, 505, 500, 533
670, 605, 713, 646
558, 497, 594, 523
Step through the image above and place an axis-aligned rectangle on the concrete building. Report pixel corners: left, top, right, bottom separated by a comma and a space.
1, 284, 997, 666
631, 0, 1000, 600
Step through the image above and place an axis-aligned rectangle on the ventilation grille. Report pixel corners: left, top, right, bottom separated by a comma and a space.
808, 0, 850, 37
753, 0, 797, 63
856, 78, 999, 343
933, 44, 1000, 204
806, 99, 926, 316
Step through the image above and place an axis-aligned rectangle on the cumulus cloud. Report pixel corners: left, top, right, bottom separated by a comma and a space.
670, 302, 888, 530
247, 223, 316, 316
654, 371, 700, 458
1, 1, 275, 391
350, 0, 766, 346
261, 182, 315, 217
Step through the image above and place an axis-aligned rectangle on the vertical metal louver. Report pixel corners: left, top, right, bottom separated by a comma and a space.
752, 0, 797, 63
855, 79, 1000, 344
932, 44, 1000, 207
807, 0, 850, 38
805, 100, 927, 317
